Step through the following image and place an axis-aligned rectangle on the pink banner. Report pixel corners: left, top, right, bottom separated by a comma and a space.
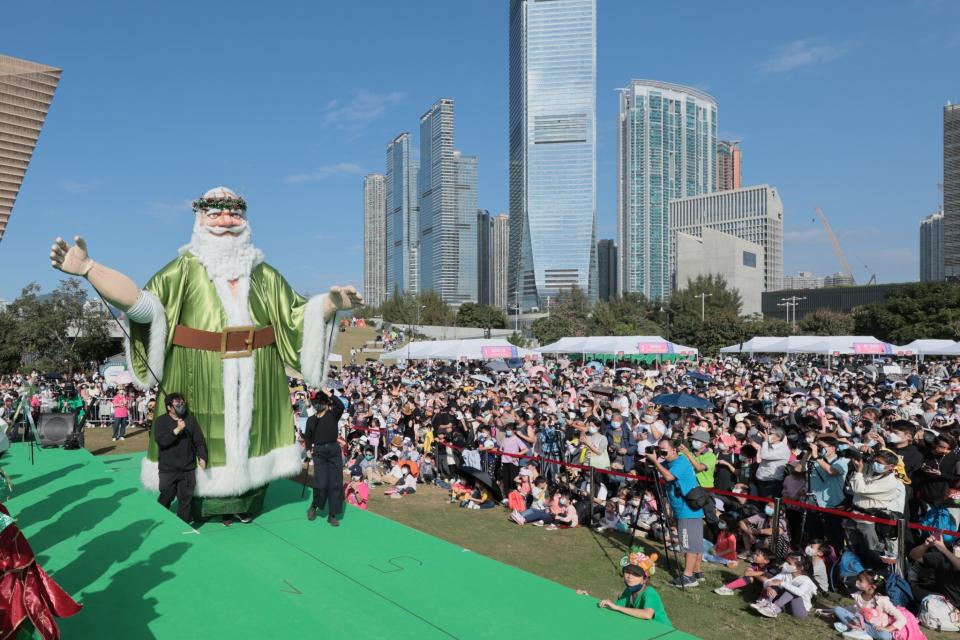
480, 346, 517, 359
853, 343, 887, 355
636, 342, 669, 354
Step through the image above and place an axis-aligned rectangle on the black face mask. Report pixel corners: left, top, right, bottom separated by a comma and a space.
174, 404, 187, 417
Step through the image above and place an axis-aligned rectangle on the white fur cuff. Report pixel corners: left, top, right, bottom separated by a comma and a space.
123, 290, 167, 391
300, 294, 334, 387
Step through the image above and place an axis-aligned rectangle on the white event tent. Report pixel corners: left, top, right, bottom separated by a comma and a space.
720, 335, 909, 356
379, 338, 540, 361
536, 335, 698, 357
900, 339, 958, 357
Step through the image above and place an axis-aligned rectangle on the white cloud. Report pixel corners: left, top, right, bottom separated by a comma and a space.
283, 163, 364, 184
323, 88, 406, 128
758, 38, 847, 74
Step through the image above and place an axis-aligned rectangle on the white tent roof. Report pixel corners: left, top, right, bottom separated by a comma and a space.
900, 339, 957, 356
536, 335, 697, 356
720, 335, 908, 355
379, 338, 540, 361
719, 337, 789, 354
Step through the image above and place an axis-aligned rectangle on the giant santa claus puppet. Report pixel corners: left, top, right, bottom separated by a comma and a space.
49, 187, 362, 519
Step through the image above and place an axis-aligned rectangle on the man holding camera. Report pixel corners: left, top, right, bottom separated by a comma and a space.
155, 393, 208, 523
807, 437, 848, 553
646, 439, 705, 589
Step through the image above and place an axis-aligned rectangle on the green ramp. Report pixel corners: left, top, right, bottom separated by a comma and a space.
2, 445, 698, 639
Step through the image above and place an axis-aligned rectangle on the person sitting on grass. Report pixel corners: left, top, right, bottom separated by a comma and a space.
596, 497, 622, 532
576, 552, 671, 627
507, 475, 527, 513
546, 490, 579, 530
345, 471, 369, 511
805, 539, 834, 593
510, 477, 552, 526
419, 452, 436, 485
384, 464, 417, 499
714, 547, 777, 596
831, 570, 920, 640
450, 477, 473, 504
461, 484, 495, 510
704, 516, 739, 567
750, 551, 818, 619
359, 447, 382, 485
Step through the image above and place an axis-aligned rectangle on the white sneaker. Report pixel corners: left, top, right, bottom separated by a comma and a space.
841, 632, 872, 640
713, 586, 735, 596
119, 437, 125, 440
112, 437, 117, 441
532, 520, 544, 527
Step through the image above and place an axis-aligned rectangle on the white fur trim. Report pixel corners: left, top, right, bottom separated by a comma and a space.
139, 444, 303, 497
123, 290, 167, 391
300, 294, 334, 387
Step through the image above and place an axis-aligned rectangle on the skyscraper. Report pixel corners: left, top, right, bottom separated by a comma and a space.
597, 239, 618, 301
492, 214, 510, 309
946, 103, 960, 280
669, 185, 783, 292
0, 54, 61, 242
618, 80, 717, 300
717, 139, 742, 191
477, 209, 493, 305
418, 99, 478, 305
363, 174, 387, 307
508, 0, 597, 311
921, 209, 945, 282
385, 132, 419, 296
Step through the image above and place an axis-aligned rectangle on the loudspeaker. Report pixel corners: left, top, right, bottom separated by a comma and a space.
37, 413, 72, 447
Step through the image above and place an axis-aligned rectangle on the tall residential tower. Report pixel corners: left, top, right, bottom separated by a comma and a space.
946, 103, 960, 280
363, 174, 387, 307
717, 139, 742, 191
617, 80, 717, 300
508, 0, 597, 311
492, 213, 510, 309
921, 209, 945, 282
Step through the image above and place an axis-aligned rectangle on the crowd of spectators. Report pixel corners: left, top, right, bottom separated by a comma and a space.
288, 354, 960, 636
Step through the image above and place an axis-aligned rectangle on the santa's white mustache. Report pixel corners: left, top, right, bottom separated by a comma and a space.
204, 222, 247, 236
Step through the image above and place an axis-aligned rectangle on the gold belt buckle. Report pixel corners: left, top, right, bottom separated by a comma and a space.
220, 326, 256, 359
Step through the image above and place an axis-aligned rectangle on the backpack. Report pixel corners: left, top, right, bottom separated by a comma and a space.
919, 594, 960, 632
884, 573, 916, 611
920, 507, 958, 544
831, 550, 865, 596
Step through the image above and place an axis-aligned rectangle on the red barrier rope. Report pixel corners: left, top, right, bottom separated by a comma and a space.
336, 422, 960, 538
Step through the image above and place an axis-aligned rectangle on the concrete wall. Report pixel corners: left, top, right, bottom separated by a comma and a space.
675, 227, 764, 316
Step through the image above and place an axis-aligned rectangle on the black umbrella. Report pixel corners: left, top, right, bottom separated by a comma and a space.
457, 466, 503, 502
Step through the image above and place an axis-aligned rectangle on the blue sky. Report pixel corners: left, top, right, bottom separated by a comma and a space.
2, 0, 958, 301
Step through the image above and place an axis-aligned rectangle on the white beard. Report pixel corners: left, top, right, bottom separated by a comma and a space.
180, 217, 264, 281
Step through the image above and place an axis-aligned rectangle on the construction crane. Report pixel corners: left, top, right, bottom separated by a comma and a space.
813, 206, 854, 281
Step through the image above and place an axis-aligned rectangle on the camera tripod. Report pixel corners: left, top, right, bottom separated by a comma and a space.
629, 459, 681, 577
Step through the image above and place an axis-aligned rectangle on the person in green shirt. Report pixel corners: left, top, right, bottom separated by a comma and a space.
579, 563, 672, 626
680, 430, 717, 489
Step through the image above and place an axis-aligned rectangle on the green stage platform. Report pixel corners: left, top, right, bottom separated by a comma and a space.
2, 444, 697, 639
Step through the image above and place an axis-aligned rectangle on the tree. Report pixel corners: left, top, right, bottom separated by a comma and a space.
530, 287, 590, 345
379, 290, 455, 326
667, 274, 747, 354
799, 309, 855, 336
742, 316, 793, 338
456, 303, 506, 329
506, 331, 528, 348
0, 279, 115, 373
590, 293, 663, 336
853, 282, 960, 343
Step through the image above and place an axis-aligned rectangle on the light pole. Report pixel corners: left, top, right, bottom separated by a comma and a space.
512, 296, 521, 333
697, 292, 712, 321
779, 296, 806, 329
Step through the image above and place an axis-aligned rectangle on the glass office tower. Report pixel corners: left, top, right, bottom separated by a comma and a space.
508, 0, 597, 311
385, 132, 419, 296
618, 79, 717, 300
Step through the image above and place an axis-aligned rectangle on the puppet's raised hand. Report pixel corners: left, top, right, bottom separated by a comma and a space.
324, 285, 364, 320
50, 236, 94, 276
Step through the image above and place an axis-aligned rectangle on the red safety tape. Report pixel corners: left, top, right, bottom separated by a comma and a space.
338, 422, 960, 538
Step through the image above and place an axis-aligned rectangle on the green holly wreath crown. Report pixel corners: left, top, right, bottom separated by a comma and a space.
192, 196, 248, 213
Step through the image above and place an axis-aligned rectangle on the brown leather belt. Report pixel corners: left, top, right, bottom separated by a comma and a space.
172, 325, 275, 359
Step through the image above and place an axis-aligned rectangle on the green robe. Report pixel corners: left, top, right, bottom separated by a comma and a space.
126, 252, 332, 500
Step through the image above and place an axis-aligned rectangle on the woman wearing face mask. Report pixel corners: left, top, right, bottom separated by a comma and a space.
581, 417, 611, 474
577, 560, 671, 626
750, 552, 817, 619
